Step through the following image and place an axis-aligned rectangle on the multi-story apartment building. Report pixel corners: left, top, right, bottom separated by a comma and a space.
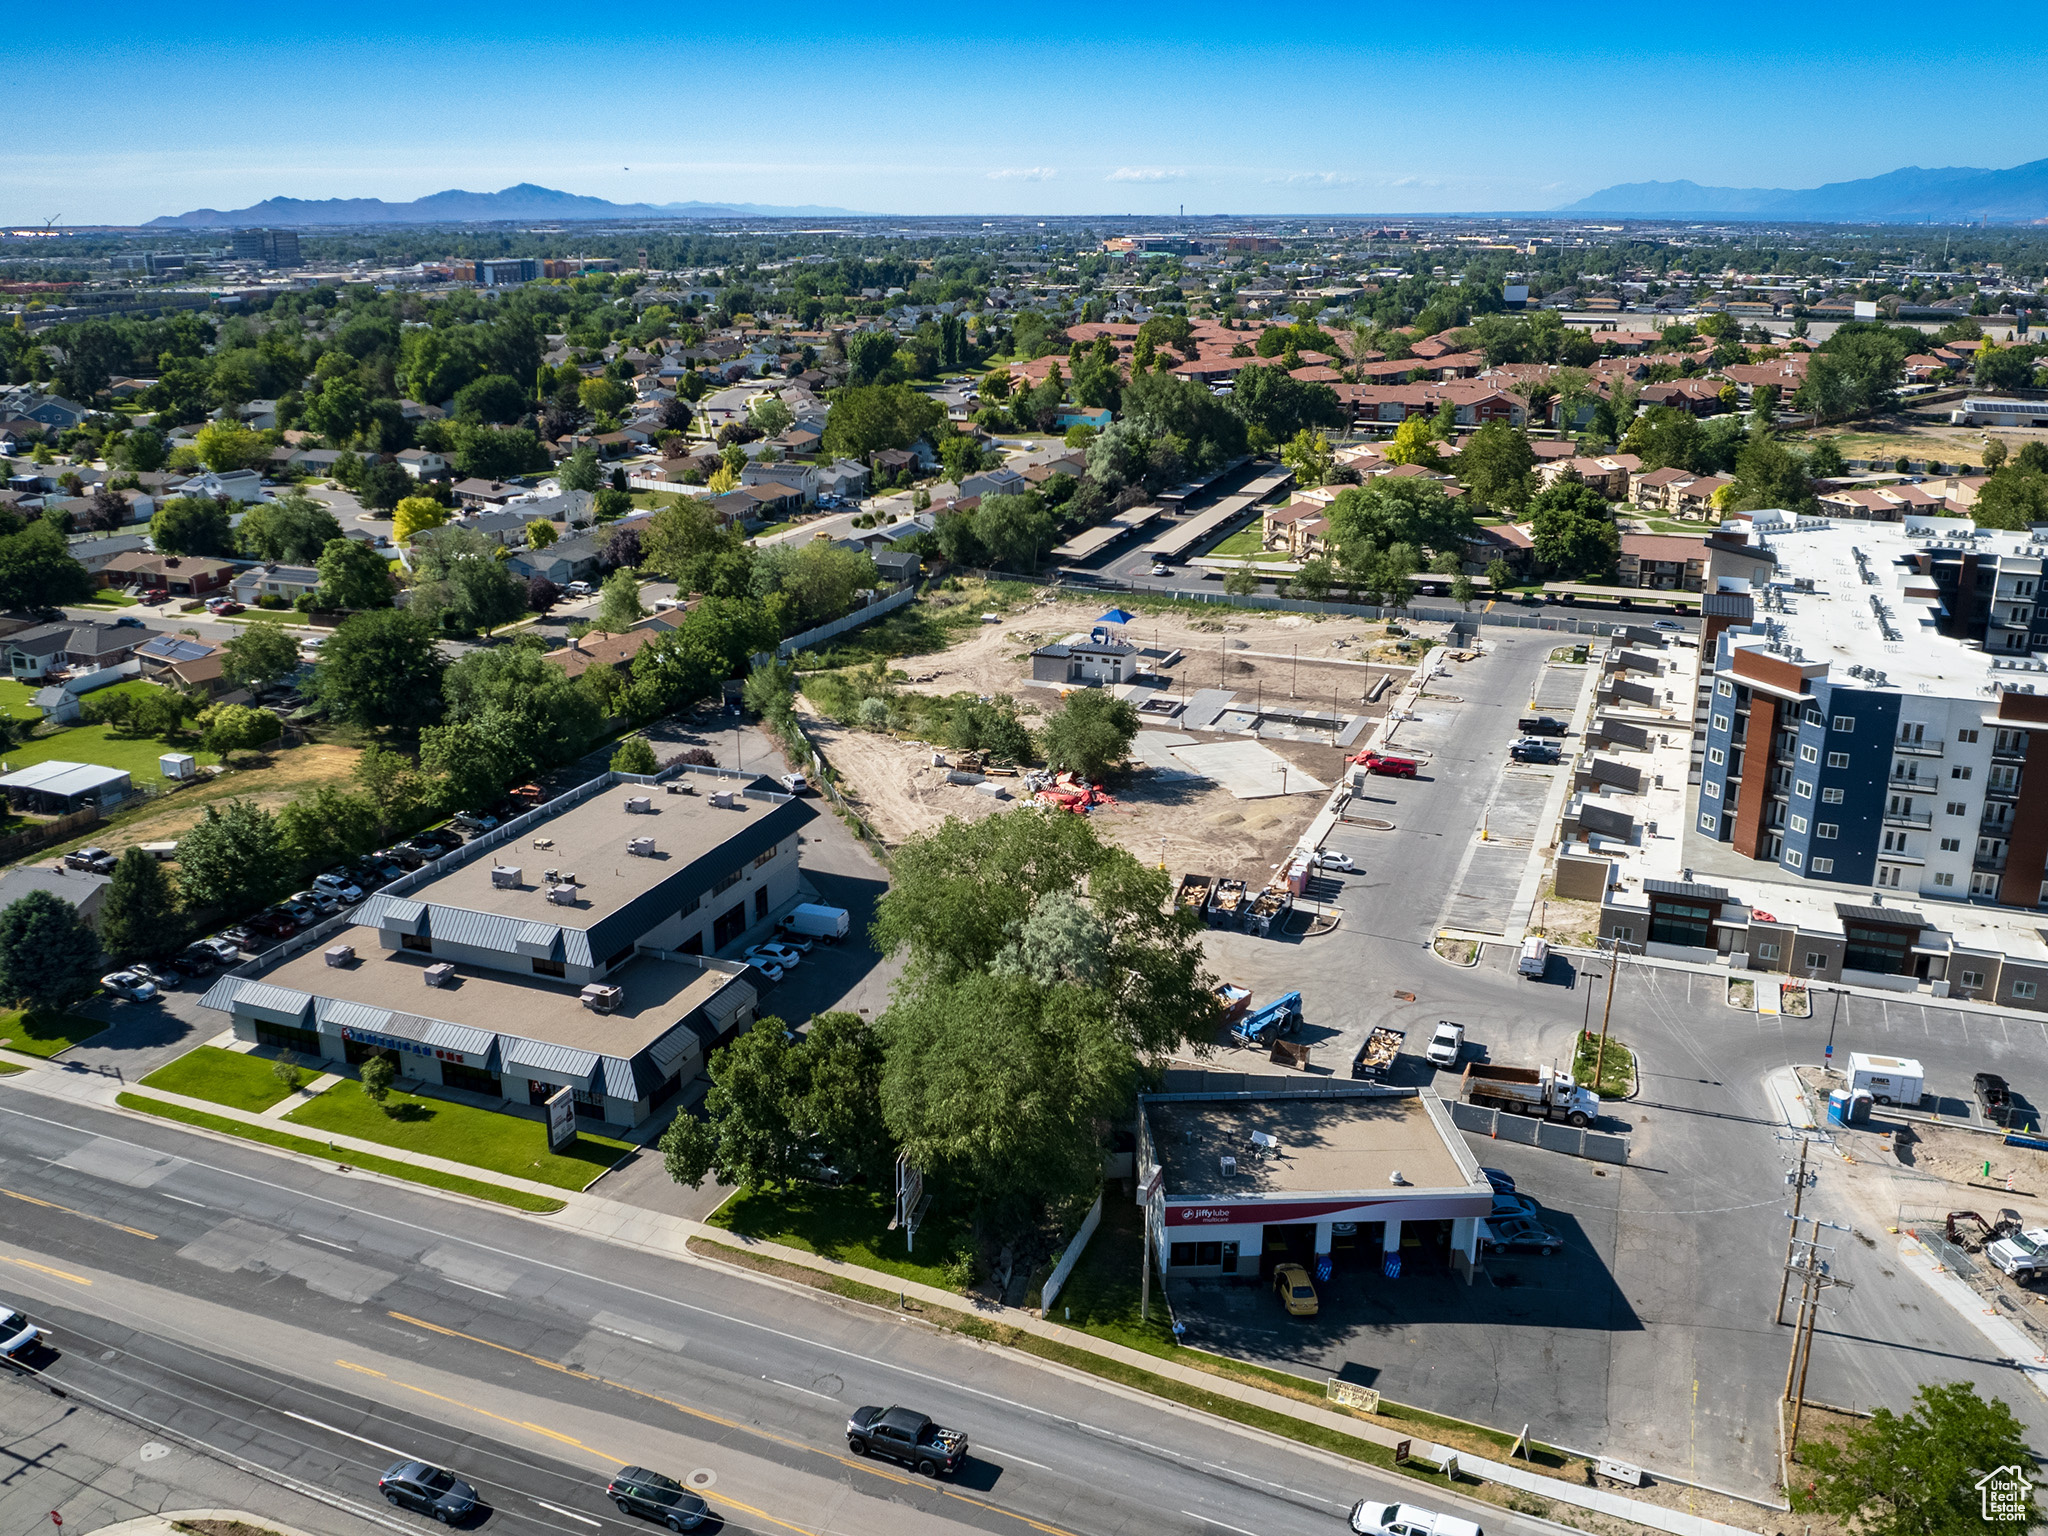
1697, 516, 2048, 909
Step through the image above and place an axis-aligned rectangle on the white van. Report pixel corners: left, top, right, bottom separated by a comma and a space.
1517, 936, 1550, 979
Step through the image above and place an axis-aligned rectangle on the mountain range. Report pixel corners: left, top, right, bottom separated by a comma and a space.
145, 183, 865, 227
1558, 157, 2048, 221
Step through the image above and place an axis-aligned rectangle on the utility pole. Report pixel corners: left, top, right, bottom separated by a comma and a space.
1782, 1223, 1853, 1459
1775, 1138, 1814, 1324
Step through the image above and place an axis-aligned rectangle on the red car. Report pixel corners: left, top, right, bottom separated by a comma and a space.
208, 600, 246, 616
1351, 750, 1419, 778
247, 910, 299, 939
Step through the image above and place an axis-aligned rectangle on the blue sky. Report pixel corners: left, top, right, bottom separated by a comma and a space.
10, 2, 2044, 225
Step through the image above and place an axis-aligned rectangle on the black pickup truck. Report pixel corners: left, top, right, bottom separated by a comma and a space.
846, 1405, 969, 1476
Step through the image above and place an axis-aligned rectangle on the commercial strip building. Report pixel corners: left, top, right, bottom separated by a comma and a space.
200, 772, 818, 1125
1139, 1085, 1494, 1284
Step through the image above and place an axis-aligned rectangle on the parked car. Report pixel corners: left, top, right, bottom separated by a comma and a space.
296, 889, 342, 918
1977, 1072, 2019, 1126
200, 935, 247, 962
64, 846, 116, 874
413, 827, 464, 852
449, 812, 499, 834
1510, 740, 1560, 764
100, 970, 159, 1002
564, 581, 595, 598
0, 1301, 45, 1361
1150, 563, 1172, 577
1272, 1261, 1320, 1317
276, 898, 320, 924
1491, 1192, 1541, 1223
1482, 1215, 1561, 1255
313, 872, 365, 904
1313, 849, 1355, 871
247, 910, 298, 939
1653, 619, 1684, 631
113, 615, 147, 629
207, 600, 245, 616
1479, 1166, 1516, 1197
169, 948, 217, 977
1349, 1501, 1483, 1536
845, 1406, 969, 1477
1516, 716, 1568, 737
606, 1466, 707, 1531
746, 957, 786, 983
379, 844, 426, 871
745, 942, 804, 970
377, 1459, 479, 1523
128, 962, 178, 991
771, 930, 814, 955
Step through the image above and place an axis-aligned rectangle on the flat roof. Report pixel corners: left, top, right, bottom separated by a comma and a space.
413, 787, 810, 931
260, 925, 736, 1057
1147, 1091, 1475, 1199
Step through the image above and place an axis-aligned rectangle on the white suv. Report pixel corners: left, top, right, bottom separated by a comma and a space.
1426, 1021, 1465, 1068
1350, 1503, 1482, 1536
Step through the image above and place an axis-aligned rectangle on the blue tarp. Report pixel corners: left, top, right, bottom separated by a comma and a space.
1097, 608, 1137, 625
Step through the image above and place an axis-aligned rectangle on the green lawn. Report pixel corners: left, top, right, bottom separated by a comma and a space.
1208, 526, 1267, 558
1, 719, 219, 778
74, 590, 139, 608
116, 1093, 566, 1214
284, 1080, 634, 1190
1047, 1193, 1178, 1353
708, 1181, 967, 1290
142, 1045, 298, 1113
0, 1006, 108, 1058
0, 680, 40, 721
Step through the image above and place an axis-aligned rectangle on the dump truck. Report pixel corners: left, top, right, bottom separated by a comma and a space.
1460, 1062, 1600, 1126
1350, 1025, 1406, 1081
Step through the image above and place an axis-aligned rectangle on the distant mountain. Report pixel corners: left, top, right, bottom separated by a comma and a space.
144, 183, 866, 227
1559, 157, 2048, 222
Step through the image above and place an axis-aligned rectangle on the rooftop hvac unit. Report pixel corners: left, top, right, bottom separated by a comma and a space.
627, 837, 656, 857
423, 962, 456, 988
710, 790, 735, 808
543, 869, 558, 883
665, 781, 694, 794
547, 883, 578, 905
1219, 1155, 1236, 1177
490, 865, 522, 888
623, 795, 652, 814
580, 983, 625, 1013
324, 944, 356, 968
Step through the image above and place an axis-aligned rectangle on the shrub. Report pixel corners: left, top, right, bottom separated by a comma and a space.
257, 593, 287, 610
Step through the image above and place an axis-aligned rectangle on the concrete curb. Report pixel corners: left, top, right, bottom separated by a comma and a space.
94, 1511, 335, 1536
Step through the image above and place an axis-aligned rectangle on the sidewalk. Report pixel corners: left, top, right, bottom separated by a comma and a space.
2, 1055, 1768, 1536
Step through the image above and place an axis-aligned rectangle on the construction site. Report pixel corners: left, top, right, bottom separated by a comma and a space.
794, 595, 1442, 892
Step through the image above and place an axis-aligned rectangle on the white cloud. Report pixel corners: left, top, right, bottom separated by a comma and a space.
986, 166, 1057, 182
1106, 166, 1185, 183
1265, 171, 1356, 187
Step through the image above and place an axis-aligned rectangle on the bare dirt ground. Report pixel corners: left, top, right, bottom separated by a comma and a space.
805, 598, 1437, 885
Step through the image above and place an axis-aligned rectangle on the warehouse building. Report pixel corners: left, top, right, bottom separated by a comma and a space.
1139, 1085, 1494, 1284
200, 772, 816, 1125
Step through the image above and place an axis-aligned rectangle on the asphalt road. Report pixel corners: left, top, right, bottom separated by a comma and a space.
0, 1091, 1559, 1536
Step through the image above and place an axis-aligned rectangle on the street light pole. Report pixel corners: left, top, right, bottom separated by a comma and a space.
1823, 986, 1844, 1071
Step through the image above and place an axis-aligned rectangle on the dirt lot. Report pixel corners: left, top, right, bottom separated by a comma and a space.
1796, 407, 2048, 470
804, 597, 1437, 886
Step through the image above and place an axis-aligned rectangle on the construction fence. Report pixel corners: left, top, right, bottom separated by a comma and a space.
1447, 1100, 1630, 1164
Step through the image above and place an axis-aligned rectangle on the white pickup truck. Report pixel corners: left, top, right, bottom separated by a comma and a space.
1988, 1227, 2048, 1280
1426, 1021, 1466, 1069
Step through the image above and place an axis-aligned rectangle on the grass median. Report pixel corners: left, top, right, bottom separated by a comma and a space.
1573, 1030, 1637, 1098
284, 1079, 634, 1191
141, 1045, 299, 1113
707, 1180, 968, 1291
116, 1093, 566, 1214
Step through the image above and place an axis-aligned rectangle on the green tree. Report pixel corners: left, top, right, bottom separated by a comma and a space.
392, 495, 449, 545
1528, 480, 1619, 579
238, 492, 343, 563
741, 658, 795, 722
409, 528, 527, 635
1984, 438, 2010, 473
1223, 563, 1261, 595
1725, 435, 1814, 514
821, 383, 945, 460
1039, 689, 1140, 779
749, 395, 794, 436
526, 519, 558, 549
452, 373, 529, 425
1382, 415, 1445, 468
315, 536, 396, 610
595, 567, 645, 632
272, 1049, 303, 1095
277, 785, 383, 864
359, 1054, 396, 1109
1453, 420, 1536, 512
221, 621, 302, 690
1800, 1381, 2035, 1536
353, 742, 435, 833
1805, 437, 1846, 479
0, 889, 102, 1013
198, 701, 282, 758
558, 445, 603, 493
312, 608, 446, 728
440, 640, 603, 780
99, 847, 180, 963
845, 330, 901, 386
1280, 428, 1335, 488
610, 736, 658, 774
0, 520, 92, 609
176, 799, 284, 914
151, 495, 236, 556
357, 458, 413, 513
970, 494, 1054, 572
1973, 471, 2048, 531
1229, 365, 1343, 445
192, 419, 270, 472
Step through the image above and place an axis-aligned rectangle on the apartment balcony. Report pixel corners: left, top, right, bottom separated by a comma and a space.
1987, 779, 2024, 801
1976, 854, 2009, 875
1994, 744, 2028, 763
1883, 811, 1934, 830
1892, 738, 1944, 757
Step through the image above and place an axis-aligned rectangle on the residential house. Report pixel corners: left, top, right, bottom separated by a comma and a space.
1629, 466, 1692, 509
959, 467, 1029, 501
871, 447, 919, 479
1261, 500, 1332, 558
135, 633, 221, 678
507, 528, 604, 586
741, 460, 820, 506
814, 459, 870, 500
1669, 475, 1733, 516
0, 865, 113, 928
1634, 378, 1728, 418
2, 620, 145, 681
1615, 533, 1708, 591
230, 563, 321, 606
451, 478, 522, 509
66, 532, 152, 577
1815, 483, 1953, 521
1536, 454, 1640, 501
544, 628, 658, 681
14, 394, 89, 430
1338, 382, 1528, 429
170, 468, 266, 503
100, 551, 239, 597
1465, 522, 1536, 582
396, 448, 450, 478
870, 548, 921, 585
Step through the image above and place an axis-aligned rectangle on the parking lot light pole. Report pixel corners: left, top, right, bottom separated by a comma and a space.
1823, 986, 1845, 1071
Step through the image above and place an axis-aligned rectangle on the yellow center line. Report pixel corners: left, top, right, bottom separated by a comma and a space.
2, 1186, 157, 1241
0, 1253, 91, 1286
385, 1311, 1080, 1536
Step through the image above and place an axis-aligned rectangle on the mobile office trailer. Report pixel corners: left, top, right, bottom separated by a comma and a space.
1847, 1051, 1924, 1107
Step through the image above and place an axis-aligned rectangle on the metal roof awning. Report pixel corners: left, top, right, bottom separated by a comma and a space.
1643, 878, 1731, 902
1834, 902, 1928, 928
503, 1037, 599, 1086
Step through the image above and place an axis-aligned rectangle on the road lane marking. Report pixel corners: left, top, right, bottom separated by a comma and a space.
443, 1278, 507, 1299
337, 1359, 387, 1378
0, 1253, 91, 1285
765, 1376, 838, 1402
532, 1499, 600, 1527
978, 1444, 1053, 1471
280, 1408, 411, 1459
2, 1185, 157, 1240
1183, 1515, 1261, 1536
160, 1194, 205, 1207
296, 1233, 354, 1251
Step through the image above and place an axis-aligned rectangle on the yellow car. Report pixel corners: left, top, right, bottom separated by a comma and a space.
1272, 1262, 1319, 1317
